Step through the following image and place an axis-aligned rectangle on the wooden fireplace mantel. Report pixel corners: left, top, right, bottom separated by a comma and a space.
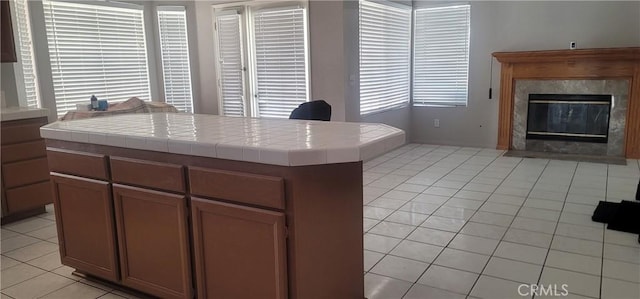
492, 47, 640, 158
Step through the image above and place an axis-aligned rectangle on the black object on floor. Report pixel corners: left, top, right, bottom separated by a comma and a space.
593, 199, 640, 244
592, 201, 620, 223
607, 200, 640, 234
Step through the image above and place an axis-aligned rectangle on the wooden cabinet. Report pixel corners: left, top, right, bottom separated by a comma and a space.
1, 0, 17, 63
112, 184, 192, 299
45, 144, 363, 299
50, 173, 119, 282
1, 117, 52, 222
191, 197, 287, 299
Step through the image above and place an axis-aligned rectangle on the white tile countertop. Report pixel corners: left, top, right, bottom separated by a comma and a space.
40, 113, 405, 166
1, 107, 49, 122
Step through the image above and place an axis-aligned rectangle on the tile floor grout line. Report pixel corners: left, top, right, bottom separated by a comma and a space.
598, 163, 610, 299
466, 157, 551, 299
396, 148, 504, 298
532, 161, 579, 299
396, 149, 510, 298
366, 146, 501, 298
364, 145, 449, 274
3, 269, 74, 297
366, 145, 475, 280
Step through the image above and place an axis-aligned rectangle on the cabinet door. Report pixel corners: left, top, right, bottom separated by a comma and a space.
191, 198, 287, 299
112, 184, 192, 299
50, 173, 119, 282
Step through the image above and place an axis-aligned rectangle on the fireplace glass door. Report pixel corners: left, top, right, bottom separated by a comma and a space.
526, 94, 611, 143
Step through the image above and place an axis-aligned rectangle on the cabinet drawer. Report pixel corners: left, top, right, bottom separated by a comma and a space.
2, 157, 49, 188
5, 181, 53, 213
189, 167, 285, 210
47, 149, 109, 180
111, 157, 184, 193
1, 117, 47, 145
1, 140, 47, 163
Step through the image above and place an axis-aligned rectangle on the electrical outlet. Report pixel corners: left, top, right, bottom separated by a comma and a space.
434, 119, 440, 128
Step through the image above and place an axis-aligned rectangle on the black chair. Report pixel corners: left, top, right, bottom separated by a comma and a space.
289, 100, 331, 121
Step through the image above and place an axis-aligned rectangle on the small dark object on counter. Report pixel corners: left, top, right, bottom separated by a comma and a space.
90, 95, 98, 111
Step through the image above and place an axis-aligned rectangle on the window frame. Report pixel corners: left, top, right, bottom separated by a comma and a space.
358, 0, 412, 116
412, 4, 471, 108
156, 5, 195, 113
212, 1, 310, 118
213, 7, 249, 117
41, 0, 154, 116
9, 0, 41, 108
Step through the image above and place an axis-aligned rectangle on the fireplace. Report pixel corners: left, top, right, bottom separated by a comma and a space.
526, 94, 612, 143
492, 47, 640, 158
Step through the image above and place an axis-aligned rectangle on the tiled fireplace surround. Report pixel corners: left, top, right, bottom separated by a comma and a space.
512, 79, 628, 156
492, 47, 640, 159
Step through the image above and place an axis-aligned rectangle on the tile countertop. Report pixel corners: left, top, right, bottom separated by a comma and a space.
1, 107, 49, 122
40, 113, 406, 166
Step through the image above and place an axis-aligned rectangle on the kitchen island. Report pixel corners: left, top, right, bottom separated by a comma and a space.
40, 113, 405, 299
1, 107, 51, 223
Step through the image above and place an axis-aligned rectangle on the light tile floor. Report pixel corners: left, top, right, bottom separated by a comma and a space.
1, 204, 140, 299
1, 143, 639, 298
362, 144, 639, 299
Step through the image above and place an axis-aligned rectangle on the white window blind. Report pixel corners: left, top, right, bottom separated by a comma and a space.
158, 7, 194, 113
359, 0, 411, 115
11, 0, 40, 108
413, 5, 470, 107
43, 0, 151, 116
215, 12, 245, 117
252, 7, 308, 118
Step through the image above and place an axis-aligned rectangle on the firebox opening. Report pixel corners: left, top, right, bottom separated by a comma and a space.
526, 94, 612, 143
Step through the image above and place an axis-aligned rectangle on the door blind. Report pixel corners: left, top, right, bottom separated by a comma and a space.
11, 0, 40, 108
158, 7, 194, 113
413, 5, 470, 107
43, 0, 151, 116
359, 0, 411, 115
215, 12, 245, 117
252, 7, 308, 118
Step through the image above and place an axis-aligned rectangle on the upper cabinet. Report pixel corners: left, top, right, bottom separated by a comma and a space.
1, 0, 17, 63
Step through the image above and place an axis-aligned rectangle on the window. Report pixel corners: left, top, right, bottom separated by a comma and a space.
252, 7, 308, 118
158, 7, 194, 113
11, 0, 40, 108
413, 5, 470, 107
43, 0, 151, 116
214, 4, 309, 118
215, 11, 245, 116
358, 0, 411, 116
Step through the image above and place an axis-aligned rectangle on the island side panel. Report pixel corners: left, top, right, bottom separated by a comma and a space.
286, 163, 364, 299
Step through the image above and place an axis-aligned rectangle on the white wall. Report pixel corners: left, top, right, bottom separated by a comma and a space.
411, 1, 640, 148
308, 1, 347, 121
